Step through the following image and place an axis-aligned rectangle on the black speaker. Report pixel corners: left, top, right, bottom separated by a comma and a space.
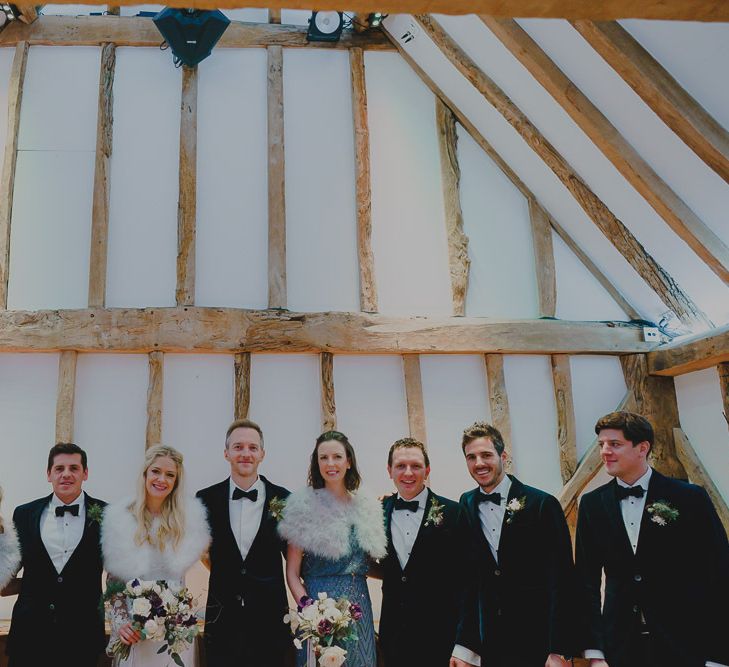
153, 8, 230, 67
306, 11, 344, 42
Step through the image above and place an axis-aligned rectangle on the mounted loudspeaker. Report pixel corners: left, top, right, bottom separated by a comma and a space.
307, 11, 344, 42
153, 8, 230, 68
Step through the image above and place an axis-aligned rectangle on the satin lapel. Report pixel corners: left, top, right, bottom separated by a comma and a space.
216, 479, 245, 566
635, 470, 666, 560
383, 494, 395, 550
498, 475, 526, 562
60, 492, 100, 575
245, 476, 274, 559
466, 489, 497, 567
602, 479, 635, 560
404, 490, 434, 572
33, 494, 58, 573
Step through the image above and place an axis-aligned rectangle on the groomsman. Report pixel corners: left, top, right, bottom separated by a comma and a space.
576, 411, 729, 667
379, 438, 467, 667
5, 443, 106, 667
197, 419, 291, 667
452, 422, 577, 667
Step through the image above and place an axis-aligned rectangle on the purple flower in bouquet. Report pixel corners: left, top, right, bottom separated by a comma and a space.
317, 618, 334, 636
349, 603, 363, 621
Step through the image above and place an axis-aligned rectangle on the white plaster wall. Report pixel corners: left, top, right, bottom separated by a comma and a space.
675, 368, 729, 504
196, 49, 268, 309
225, 8, 269, 22
0, 48, 14, 163
41, 4, 106, 16
120, 5, 164, 17
284, 49, 359, 312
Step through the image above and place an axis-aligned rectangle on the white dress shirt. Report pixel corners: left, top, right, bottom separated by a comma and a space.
390, 487, 428, 569
40, 493, 86, 574
228, 476, 265, 563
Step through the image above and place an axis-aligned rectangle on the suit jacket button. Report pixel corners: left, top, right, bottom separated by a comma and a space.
235, 594, 242, 601
494, 569, 501, 576
49, 603, 55, 610
634, 574, 642, 582
401, 576, 407, 582
496, 608, 502, 616
633, 605, 639, 613
57, 576, 63, 583
241, 568, 247, 575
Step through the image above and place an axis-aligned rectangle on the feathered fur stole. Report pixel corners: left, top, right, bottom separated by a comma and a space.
102, 496, 210, 582
277, 487, 387, 561
0, 523, 19, 589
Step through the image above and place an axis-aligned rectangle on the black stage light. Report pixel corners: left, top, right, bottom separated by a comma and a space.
153, 8, 230, 68
306, 11, 344, 42
368, 12, 383, 27
0, 3, 19, 26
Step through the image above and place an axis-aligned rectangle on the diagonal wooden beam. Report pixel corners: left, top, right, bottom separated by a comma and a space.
719, 363, 729, 433
572, 20, 729, 184
647, 324, 729, 376
528, 198, 556, 317
16, 5, 41, 24
483, 17, 729, 286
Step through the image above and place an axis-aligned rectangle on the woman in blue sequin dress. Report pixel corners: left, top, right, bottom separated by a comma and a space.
278, 431, 387, 667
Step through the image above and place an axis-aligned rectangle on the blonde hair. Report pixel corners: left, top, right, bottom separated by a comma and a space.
131, 445, 186, 551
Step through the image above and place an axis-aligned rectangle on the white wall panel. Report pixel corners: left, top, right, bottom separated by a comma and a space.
366, 51, 453, 316
420, 354, 489, 497
120, 5, 164, 16
283, 50, 359, 312
196, 49, 268, 308
42, 4, 106, 15
162, 355, 234, 493
280, 9, 311, 25
458, 126, 539, 317
106, 48, 179, 307
0, 48, 14, 163
675, 368, 729, 503
225, 8, 269, 22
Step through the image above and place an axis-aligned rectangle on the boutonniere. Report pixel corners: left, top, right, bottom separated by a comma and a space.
268, 496, 286, 522
87, 503, 105, 525
505, 496, 526, 525
424, 499, 445, 527
646, 500, 679, 526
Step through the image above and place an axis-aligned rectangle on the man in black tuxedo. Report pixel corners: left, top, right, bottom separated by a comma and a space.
576, 411, 729, 667
451, 422, 577, 667
4, 443, 106, 667
379, 437, 468, 667
197, 418, 291, 667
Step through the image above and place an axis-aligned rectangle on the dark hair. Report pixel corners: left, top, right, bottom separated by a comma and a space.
225, 418, 264, 449
387, 437, 430, 467
595, 411, 654, 452
461, 421, 506, 456
308, 431, 361, 492
47, 443, 88, 472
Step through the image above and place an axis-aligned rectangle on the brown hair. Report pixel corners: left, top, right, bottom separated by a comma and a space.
308, 431, 362, 492
461, 421, 506, 456
595, 411, 654, 452
47, 443, 88, 472
225, 418, 264, 449
387, 437, 430, 467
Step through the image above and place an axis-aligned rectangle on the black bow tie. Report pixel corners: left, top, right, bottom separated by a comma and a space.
616, 485, 645, 500
478, 492, 502, 506
55, 504, 79, 517
232, 488, 258, 502
394, 498, 419, 512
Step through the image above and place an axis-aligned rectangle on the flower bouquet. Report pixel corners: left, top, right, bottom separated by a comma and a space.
284, 592, 362, 667
105, 578, 199, 667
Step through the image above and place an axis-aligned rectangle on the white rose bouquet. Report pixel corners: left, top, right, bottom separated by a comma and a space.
104, 578, 199, 666
284, 592, 362, 667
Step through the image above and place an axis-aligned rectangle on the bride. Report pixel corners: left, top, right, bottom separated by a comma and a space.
102, 445, 210, 666
0, 486, 19, 591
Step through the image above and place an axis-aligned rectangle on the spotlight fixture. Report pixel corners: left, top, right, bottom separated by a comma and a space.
368, 12, 384, 28
306, 11, 344, 43
153, 8, 230, 68
0, 3, 19, 25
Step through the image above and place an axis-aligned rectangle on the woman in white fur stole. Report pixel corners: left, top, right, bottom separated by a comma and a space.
0, 486, 20, 591
278, 431, 386, 667
102, 445, 210, 667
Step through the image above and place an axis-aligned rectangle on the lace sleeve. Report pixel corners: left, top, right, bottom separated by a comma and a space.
105, 576, 131, 655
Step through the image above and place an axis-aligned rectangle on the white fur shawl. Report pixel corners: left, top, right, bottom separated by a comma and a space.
102, 496, 210, 582
0, 524, 19, 590
277, 488, 386, 560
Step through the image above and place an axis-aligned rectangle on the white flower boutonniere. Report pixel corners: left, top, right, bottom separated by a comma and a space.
646, 500, 679, 526
269, 496, 286, 522
505, 496, 526, 525
424, 499, 444, 527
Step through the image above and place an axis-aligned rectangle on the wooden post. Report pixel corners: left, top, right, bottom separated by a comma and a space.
0, 41, 29, 309
320, 352, 336, 431
528, 199, 556, 318
435, 97, 470, 316
350, 47, 378, 313
88, 42, 116, 308
107, 6, 121, 16
267, 45, 287, 309
551, 354, 577, 483
268, 8, 281, 23
484, 353, 513, 469
234, 351, 251, 420
55, 351, 78, 443
146, 351, 164, 449
176, 65, 197, 307
403, 354, 427, 444
719, 362, 729, 433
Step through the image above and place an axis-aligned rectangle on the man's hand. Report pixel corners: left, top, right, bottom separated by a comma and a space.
450, 658, 470, 667
545, 654, 569, 667
589, 661, 610, 667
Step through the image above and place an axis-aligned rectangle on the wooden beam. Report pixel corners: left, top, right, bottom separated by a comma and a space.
233, 351, 251, 420
55, 350, 78, 443
415, 15, 710, 329
673, 427, 729, 534
320, 351, 336, 431
107, 6, 121, 16
484, 17, 729, 285
176, 65, 197, 307
145, 351, 163, 448
350, 47, 378, 313
0, 41, 29, 310
0, 308, 655, 355
647, 324, 729, 376
719, 363, 729, 432
572, 20, 729, 183
403, 354, 427, 443
484, 353, 513, 470
435, 97, 470, 316
0, 16, 396, 49
267, 45, 286, 309
268, 8, 281, 24
88, 42, 116, 308
528, 199, 556, 318
16, 5, 40, 24
551, 354, 577, 483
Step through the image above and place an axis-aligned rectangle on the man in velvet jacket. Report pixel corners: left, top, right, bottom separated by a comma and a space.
452, 422, 578, 667
576, 411, 729, 667
197, 419, 291, 667
379, 438, 468, 667
5, 443, 106, 667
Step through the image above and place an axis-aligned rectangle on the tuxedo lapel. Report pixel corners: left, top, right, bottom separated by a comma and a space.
404, 490, 434, 572
602, 480, 635, 560
383, 495, 395, 549
465, 488, 497, 567
214, 479, 245, 567
60, 492, 100, 575
498, 476, 526, 562
245, 476, 275, 559
31, 494, 57, 573
635, 470, 668, 560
